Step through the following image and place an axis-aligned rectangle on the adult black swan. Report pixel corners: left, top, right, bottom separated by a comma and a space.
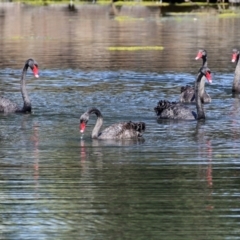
79, 108, 146, 139
180, 49, 211, 103
155, 66, 212, 120
231, 48, 240, 93
0, 58, 39, 113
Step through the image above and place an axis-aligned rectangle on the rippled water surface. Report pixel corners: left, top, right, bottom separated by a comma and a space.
1, 3, 240, 239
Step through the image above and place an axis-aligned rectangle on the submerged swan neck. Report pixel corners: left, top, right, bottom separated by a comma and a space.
195, 71, 206, 120
88, 108, 103, 139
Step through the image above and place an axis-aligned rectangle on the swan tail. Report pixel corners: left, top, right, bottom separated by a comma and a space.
126, 121, 146, 133
180, 85, 192, 93
154, 100, 176, 116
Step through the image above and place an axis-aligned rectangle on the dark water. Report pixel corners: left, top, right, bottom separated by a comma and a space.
1, 3, 240, 239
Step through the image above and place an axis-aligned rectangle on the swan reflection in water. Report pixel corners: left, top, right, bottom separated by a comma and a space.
230, 95, 240, 150
79, 138, 145, 168
30, 122, 40, 199
18, 116, 40, 199
195, 121, 213, 210
79, 138, 145, 158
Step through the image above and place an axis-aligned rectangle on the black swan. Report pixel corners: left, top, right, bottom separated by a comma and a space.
155, 66, 212, 120
231, 48, 240, 93
0, 58, 39, 113
79, 108, 146, 139
180, 49, 211, 103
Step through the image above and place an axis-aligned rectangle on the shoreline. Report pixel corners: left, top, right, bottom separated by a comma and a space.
1, 1, 240, 16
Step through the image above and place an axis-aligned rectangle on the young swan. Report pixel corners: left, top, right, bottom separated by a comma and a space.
79, 108, 146, 139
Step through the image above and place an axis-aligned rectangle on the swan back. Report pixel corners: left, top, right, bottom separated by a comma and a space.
0, 97, 19, 113
154, 100, 196, 120
99, 121, 146, 139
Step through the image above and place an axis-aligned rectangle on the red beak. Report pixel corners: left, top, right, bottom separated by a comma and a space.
205, 72, 212, 83
32, 65, 39, 78
80, 122, 86, 133
232, 53, 238, 63
195, 52, 203, 60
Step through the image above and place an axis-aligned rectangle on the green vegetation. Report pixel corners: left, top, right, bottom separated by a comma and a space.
10, 0, 240, 16
11, 0, 226, 8
108, 46, 164, 51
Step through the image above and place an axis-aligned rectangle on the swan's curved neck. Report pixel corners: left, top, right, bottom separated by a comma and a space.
233, 55, 240, 92
89, 108, 103, 139
195, 72, 205, 120
21, 64, 31, 112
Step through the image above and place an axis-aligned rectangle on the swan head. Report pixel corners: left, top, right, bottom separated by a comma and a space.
195, 49, 207, 60
232, 48, 239, 63
79, 113, 89, 133
201, 67, 212, 83
79, 108, 103, 133
26, 59, 39, 78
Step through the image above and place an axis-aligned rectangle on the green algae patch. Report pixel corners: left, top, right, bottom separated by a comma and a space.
11, 35, 25, 40
108, 46, 164, 51
219, 12, 240, 18
114, 16, 145, 22
114, 1, 168, 7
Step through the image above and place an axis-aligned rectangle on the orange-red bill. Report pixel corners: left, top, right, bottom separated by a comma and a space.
195, 52, 203, 60
205, 71, 212, 83
232, 53, 238, 63
80, 122, 86, 133
32, 65, 39, 78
